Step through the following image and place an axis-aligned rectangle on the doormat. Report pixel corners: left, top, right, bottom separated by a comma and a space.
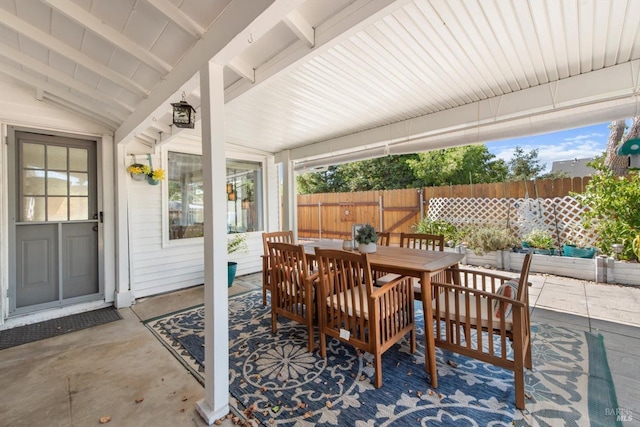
0, 307, 122, 350
146, 291, 621, 426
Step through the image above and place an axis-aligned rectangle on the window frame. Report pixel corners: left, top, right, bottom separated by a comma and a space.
161, 146, 267, 248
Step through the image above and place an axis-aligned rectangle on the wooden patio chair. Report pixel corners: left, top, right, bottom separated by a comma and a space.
376, 233, 446, 298
261, 231, 294, 305
400, 232, 445, 251
314, 248, 416, 388
268, 242, 317, 352
431, 253, 533, 409
377, 231, 391, 246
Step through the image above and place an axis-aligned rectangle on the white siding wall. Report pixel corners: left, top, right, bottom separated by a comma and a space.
126, 139, 278, 298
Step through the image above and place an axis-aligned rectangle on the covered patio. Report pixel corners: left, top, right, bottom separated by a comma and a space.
1, 0, 639, 424
1, 271, 639, 425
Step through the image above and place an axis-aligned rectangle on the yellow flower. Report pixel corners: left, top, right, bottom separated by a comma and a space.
149, 168, 165, 181
127, 164, 151, 175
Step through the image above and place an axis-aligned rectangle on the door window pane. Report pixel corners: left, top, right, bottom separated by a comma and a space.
69, 198, 88, 220
70, 172, 88, 196
47, 170, 68, 196
23, 170, 45, 195
48, 197, 68, 221
23, 197, 45, 222
48, 145, 67, 170
69, 148, 87, 171
23, 143, 45, 169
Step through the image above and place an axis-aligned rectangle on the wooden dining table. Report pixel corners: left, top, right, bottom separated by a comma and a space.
303, 240, 464, 388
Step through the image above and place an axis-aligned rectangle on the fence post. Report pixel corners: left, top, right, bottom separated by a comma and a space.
379, 196, 383, 232
318, 201, 322, 240
419, 188, 424, 221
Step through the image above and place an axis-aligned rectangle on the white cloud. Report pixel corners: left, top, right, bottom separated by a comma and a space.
488, 130, 608, 172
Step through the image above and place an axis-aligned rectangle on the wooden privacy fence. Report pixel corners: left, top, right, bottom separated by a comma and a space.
297, 177, 592, 245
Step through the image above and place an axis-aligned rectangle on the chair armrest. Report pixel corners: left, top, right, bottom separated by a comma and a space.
371, 275, 413, 300
431, 281, 526, 308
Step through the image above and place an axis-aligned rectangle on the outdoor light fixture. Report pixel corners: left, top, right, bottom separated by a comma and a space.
171, 92, 196, 128
612, 243, 625, 260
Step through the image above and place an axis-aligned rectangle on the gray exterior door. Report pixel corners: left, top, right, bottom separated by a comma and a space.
10, 130, 100, 314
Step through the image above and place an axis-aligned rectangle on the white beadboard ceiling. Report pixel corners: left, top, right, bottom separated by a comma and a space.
1, 0, 639, 169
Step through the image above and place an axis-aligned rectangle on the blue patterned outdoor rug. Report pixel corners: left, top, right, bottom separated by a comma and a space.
145, 291, 619, 426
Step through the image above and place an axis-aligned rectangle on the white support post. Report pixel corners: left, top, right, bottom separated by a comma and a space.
281, 150, 298, 240
114, 143, 133, 307
196, 61, 229, 425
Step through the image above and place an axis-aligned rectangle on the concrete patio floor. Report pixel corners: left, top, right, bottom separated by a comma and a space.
1, 270, 638, 426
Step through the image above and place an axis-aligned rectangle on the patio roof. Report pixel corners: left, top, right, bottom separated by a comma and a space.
1, 0, 639, 168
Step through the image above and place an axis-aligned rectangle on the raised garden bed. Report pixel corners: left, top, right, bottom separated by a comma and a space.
448, 246, 639, 286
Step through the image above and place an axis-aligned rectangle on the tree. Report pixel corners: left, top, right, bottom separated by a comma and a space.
507, 146, 545, 181
406, 145, 508, 186
297, 165, 348, 194
604, 117, 640, 175
297, 154, 421, 194
338, 154, 422, 191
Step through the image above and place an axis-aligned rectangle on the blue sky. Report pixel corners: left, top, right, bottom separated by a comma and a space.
485, 121, 613, 172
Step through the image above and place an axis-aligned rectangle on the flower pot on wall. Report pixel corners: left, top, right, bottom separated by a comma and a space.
147, 176, 160, 185
129, 164, 147, 181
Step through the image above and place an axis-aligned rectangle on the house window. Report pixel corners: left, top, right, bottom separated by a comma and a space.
167, 152, 263, 240
227, 159, 263, 233
168, 152, 204, 240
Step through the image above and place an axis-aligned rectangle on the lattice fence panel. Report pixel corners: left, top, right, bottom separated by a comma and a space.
427, 196, 598, 246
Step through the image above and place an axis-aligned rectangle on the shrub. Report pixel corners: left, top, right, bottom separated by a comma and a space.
461, 225, 518, 256
415, 218, 459, 245
574, 161, 639, 261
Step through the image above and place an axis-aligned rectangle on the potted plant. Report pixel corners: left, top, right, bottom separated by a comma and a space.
147, 168, 165, 185
127, 163, 150, 181
227, 233, 248, 287
563, 229, 596, 259
354, 223, 378, 253
522, 229, 555, 255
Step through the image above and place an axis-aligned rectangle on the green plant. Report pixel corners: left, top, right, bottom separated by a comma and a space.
633, 235, 640, 260
461, 225, 518, 256
227, 233, 248, 254
574, 160, 639, 261
415, 218, 460, 245
522, 229, 555, 250
355, 223, 377, 244
563, 228, 593, 249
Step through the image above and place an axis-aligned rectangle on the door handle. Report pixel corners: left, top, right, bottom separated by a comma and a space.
93, 225, 99, 232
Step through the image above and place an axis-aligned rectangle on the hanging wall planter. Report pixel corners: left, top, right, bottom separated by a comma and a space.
127, 163, 150, 181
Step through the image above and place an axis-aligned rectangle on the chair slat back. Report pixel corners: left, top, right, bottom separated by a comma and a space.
400, 233, 444, 251
377, 232, 390, 246
262, 231, 294, 255
268, 242, 309, 314
315, 248, 373, 345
